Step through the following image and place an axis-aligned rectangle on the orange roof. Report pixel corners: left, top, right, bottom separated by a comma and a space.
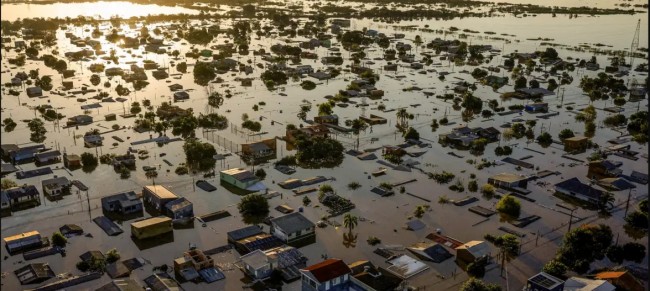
595, 271, 626, 279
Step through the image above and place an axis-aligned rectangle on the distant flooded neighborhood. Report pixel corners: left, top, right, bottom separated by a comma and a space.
0, 0, 648, 290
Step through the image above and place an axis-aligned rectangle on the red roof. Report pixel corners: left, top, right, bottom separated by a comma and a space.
303, 259, 351, 282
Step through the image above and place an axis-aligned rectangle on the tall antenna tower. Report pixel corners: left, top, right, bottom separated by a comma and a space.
627, 19, 640, 87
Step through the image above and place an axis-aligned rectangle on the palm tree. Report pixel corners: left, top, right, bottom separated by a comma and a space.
350, 119, 368, 150
343, 213, 358, 234
396, 108, 411, 130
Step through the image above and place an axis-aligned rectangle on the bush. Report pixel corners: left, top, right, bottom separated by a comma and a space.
175, 166, 188, 175
403, 127, 420, 140
255, 168, 266, 180
238, 194, 270, 224
76, 261, 90, 272
303, 196, 311, 206
105, 248, 120, 263
51, 232, 67, 247
496, 194, 521, 218
481, 184, 495, 196
622, 242, 646, 263
558, 129, 575, 141
367, 236, 381, 246
542, 259, 567, 278
347, 182, 361, 190
468, 180, 478, 192
605, 245, 624, 264
80, 152, 98, 167
460, 278, 501, 291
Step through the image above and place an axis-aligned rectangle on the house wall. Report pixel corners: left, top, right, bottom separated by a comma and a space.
220, 174, 249, 189
131, 221, 172, 239
555, 187, 598, 204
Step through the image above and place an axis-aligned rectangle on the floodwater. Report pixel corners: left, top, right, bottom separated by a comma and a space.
0, 1, 648, 291
0, 1, 199, 21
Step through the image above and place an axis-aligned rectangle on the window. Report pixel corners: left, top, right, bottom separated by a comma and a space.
333, 276, 340, 285
325, 281, 330, 290
296, 230, 302, 236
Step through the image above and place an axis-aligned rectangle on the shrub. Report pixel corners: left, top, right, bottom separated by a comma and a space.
105, 248, 120, 263
367, 236, 381, 246
496, 194, 521, 218
51, 232, 67, 247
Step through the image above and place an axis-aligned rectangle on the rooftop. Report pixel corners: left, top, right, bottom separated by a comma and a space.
131, 216, 172, 229
302, 259, 351, 283
270, 212, 315, 234
490, 173, 527, 183
144, 185, 178, 200
528, 272, 565, 289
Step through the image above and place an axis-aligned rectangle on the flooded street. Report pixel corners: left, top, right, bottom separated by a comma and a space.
1, 1, 648, 290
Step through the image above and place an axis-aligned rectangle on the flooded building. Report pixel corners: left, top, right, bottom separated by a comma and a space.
173, 248, 214, 281
164, 197, 194, 223
1, 185, 40, 210
241, 139, 277, 161
130, 216, 172, 240
488, 173, 529, 190
3, 231, 43, 254
220, 168, 261, 191
554, 177, 604, 205
454, 240, 490, 266
142, 185, 179, 211
101, 191, 143, 215
41, 176, 71, 197
563, 136, 590, 153
14, 263, 55, 285
301, 259, 353, 291
588, 160, 623, 179
314, 115, 339, 125
270, 212, 315, 247
524, 272, 565, 291
348, 260, 403, 291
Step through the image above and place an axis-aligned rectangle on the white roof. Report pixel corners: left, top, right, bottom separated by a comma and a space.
240, 249, 268, 270
564, 277, 616, 291
385, 254, 429, 279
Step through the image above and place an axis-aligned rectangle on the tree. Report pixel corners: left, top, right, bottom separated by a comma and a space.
486, 234, 520, 275
318, 102, 333, 116
403, 127, 420, 140
295, 137, 344, 168
238, 194, 269, 225
343, 213, 358, 234
536, 132, 553, 147
468, 180, 478, 192
90, 74, 101, 86
193, 62, 215, 86
556, 224, 613, 274
542, 259, 567, 278
28, 118, 47, 143
605, 245, 624, 264
622, 242, 646, 263
529, 79, 540, 89
613, 97, 626, 107
625, 210, 648, 230
396, 108, 413, 130
496, 194, 521, 218
481, 184, 495, 197
349, 119, 368, 150
208, 92, 223, 109
514, 76, 527, 89
51, 232, 67, 247
182, 139, 216, 171
176, 62, 187, 73
460, 278, 502, 291
598, 192, 614, 211
467, 256, 489, 278
558, 129, 575, 141
1, 179, 18, 190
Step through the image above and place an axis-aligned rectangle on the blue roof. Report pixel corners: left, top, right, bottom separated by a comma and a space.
227, 226, 263, 242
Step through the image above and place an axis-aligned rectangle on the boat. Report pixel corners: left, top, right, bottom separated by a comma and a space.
372, 167, 387, 176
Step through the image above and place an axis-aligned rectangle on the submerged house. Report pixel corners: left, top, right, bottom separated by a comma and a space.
2, 185, 40, 210
41, 176, 71, 197
524, 272, 565, 291
142, 185, 179, 211
241, 139, 277, 162
101, 191, 143, 215
4, 231, 43, 254
488, 173, 529, 190
554, 177, 604, 205
588, 160, 623, 179
270, 212, 316, 247
220, 168, 263, 191
455, 240, 490, 266
130, 216, 173, 240
301, 259, 353, 291
165, 197, 194, 223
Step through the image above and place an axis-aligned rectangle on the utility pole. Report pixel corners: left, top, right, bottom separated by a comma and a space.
624, 188, 634, 217
567, 207, 576, 232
